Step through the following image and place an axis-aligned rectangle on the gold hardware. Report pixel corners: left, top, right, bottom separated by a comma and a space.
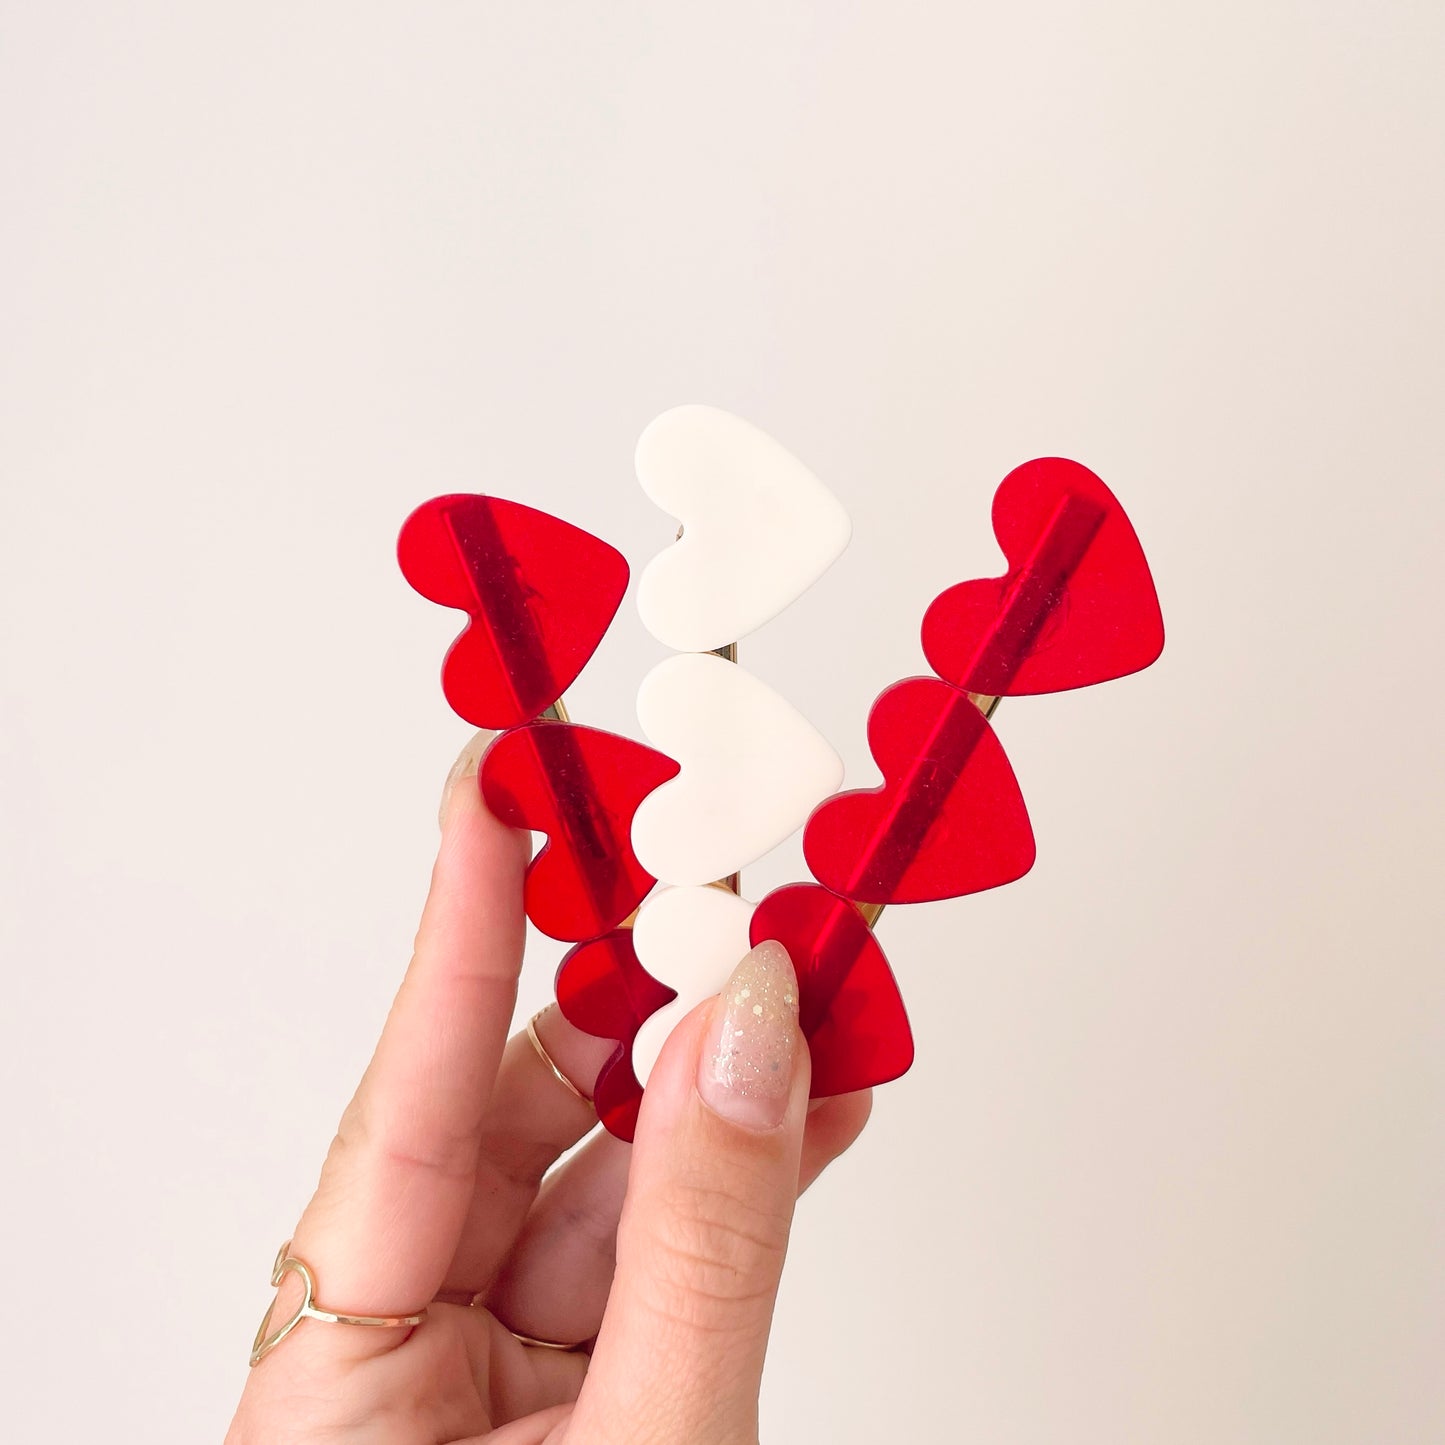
525, 1011, 593, 1106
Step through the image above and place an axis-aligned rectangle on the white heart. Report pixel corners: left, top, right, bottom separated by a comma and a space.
631, 884, 756, 1088
631, 652, 844, 887
635, 405, 852, 652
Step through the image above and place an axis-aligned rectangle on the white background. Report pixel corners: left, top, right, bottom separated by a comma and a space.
3, 3, 1442, 1441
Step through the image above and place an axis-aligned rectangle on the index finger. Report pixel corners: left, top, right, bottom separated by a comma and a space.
287, 735, 528, 1318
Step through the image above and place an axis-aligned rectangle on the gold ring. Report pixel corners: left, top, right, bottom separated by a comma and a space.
250, 1242, 427, 1367
509, 1327, 587, 1352
525, 1010, 593, 1107
470, 1293, 588, 1352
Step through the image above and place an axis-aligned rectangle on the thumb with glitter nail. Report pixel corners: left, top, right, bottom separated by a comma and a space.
563, 937, 862, 1445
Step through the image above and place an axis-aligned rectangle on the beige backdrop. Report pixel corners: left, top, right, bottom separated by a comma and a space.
3, 3, 1441, 1441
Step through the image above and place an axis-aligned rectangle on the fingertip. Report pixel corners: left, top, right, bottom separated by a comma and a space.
438, 728, 497, 831
797, 1090, 873, 1197
824, 1087, 874, 1136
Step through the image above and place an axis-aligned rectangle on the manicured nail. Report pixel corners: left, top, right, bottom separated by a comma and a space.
438, 730, 495, 829
697, 940, 800, 1130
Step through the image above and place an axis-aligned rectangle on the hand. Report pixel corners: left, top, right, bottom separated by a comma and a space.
227, 733, 871, 1444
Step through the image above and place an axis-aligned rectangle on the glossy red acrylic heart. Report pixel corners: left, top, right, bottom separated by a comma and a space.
802, 676, 1035, 905
556, 931, 676, 1141
480, 722, 680, 942
921, 458, 1164, 696
750, 884, 914, 1097
398, 494, 629, 729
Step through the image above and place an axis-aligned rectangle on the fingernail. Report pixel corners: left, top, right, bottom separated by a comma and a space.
438, 730, 495, 829
697, 940, 800, 1131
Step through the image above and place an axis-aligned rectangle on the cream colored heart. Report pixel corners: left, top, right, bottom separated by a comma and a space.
636, 404, 852, 652
631, 883, 756, 1088
631, 652, 844, 888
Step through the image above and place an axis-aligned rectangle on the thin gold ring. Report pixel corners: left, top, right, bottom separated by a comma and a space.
472, 1296, 587, 1353
525, 1010, 593, 1107
250, 1242, 427, 1366
509, 1327, 586, 1351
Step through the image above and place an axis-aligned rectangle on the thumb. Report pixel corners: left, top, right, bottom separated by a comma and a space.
571, 939, 809, 1445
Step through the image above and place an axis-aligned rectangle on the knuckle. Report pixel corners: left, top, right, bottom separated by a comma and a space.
332, 1090, 477, 1185
554, 1195, 622, 1261
636, 1173, 791, 1331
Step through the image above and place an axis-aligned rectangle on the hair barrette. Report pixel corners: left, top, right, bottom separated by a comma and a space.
400, 405, 1164, 1139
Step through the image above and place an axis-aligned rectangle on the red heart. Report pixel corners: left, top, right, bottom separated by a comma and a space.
802, 676, 1035, 905
750, 884, 914, 1097
921, 458, 1164, 696
398, 494, 629, 729
480, 722, 679, 942
556, 931, 676, 1141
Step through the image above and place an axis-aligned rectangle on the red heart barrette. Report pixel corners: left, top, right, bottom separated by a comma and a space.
803, 676, 1035, 906
804, 457, 1162, 910
398, 493, 629, 729
750, 884, 914, 1097
921, 457, 1164, 696
556, 931, 676, 1140
480, 722, 679, 942
398, 419, 1164, 1141
400, 492, 659, 942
